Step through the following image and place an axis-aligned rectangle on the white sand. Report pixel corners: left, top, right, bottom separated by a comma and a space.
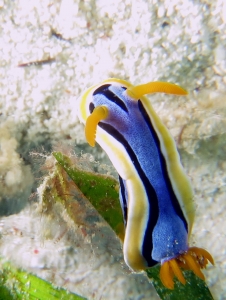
0, 0, 226, 299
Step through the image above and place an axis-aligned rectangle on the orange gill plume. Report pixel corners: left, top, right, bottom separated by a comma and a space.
159, 247, 214, 289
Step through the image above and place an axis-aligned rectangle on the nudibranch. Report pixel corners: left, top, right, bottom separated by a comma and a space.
77, 78, 214, 289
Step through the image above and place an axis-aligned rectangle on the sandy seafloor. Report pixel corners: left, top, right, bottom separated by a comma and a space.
0, 0, 226, 299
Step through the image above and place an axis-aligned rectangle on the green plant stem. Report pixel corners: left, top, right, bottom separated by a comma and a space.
0, 261, 86, 300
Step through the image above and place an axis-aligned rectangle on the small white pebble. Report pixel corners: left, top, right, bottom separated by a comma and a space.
157, 5, 165, 18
